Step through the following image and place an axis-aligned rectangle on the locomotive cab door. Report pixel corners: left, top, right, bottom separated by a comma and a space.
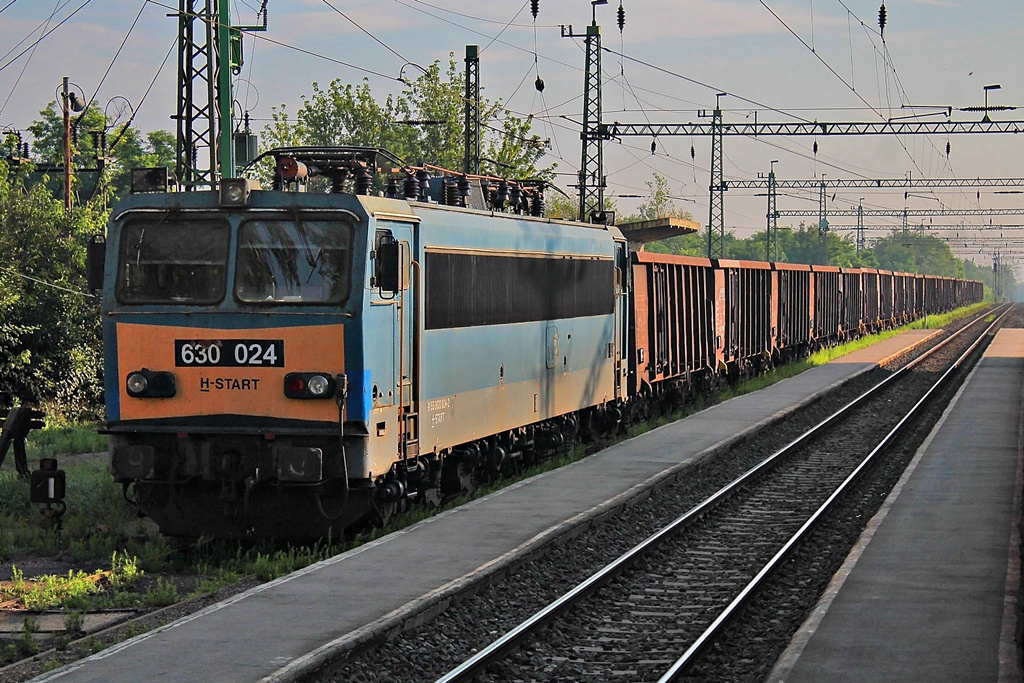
613, 239, 629, 400
371, 220, 420, 469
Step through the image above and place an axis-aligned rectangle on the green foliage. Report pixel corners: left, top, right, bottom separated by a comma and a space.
63, 610, 84, 635
143, 577, 179, 607
0, 553, 140, 611
7, 568, 103, 610
250, 541, 332, 581
0, 161, 104, 417
108, 551, 143, 589
872, 231, 964, 276
24, 424, 107, 459
634, 173, 693, 222
18, 617, 38, 656
25, 101, 175, 206
261, 58, 553, 182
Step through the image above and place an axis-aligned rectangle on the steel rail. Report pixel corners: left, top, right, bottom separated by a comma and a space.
659, 303, 1014, 681
433, 304, 1009, 683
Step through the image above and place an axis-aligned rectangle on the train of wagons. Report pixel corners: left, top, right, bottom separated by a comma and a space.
92, 146, 984, 539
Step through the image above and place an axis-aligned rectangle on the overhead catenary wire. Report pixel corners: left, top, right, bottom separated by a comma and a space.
0, 0, 71, 65
74, 0, 149, 129
0, 0, 62, 120
320, 0, 416, 66
142, 0, 402, 82
0, 0, 93, 73
757, 0, 962, 208
106, 37, 176, 152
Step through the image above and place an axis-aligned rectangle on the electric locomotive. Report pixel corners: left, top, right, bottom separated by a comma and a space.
97, 147, 628, 539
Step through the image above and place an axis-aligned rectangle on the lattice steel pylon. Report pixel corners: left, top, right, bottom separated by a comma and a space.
856, 200, 865, 254
175, 0, 219, 190
707, 101, 725, 258
463, 45, 480, 176
818, 178, 828, 265
562, 20, 605, 222
766, 166, 779, 261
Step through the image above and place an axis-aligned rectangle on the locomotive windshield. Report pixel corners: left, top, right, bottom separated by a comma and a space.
235, 218, 353, 305
115, 220, 229, 304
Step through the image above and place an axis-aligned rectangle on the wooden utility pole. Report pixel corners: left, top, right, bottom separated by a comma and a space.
62, 77, 72, 212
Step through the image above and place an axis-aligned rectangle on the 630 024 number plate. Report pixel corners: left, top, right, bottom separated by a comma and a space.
175, 339, 284, 367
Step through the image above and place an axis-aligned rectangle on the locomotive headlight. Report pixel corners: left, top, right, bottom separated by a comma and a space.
284, 372, 335, 399
125, 369, 176, 398
307, 374, 331, 397
219, 178, 255, 207
126, 373, 148, 396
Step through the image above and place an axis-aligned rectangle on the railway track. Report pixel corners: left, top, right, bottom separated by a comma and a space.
429, 304, 1014, 683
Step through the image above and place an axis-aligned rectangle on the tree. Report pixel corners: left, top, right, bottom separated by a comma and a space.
0, 161, 103, 418
261, 58, 553, 182
26, 101, 175, 206
872, 232, 963, 276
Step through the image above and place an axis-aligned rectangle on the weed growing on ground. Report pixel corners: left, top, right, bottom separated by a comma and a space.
18, 617, 38, 656
63, 610, 83, 635
143, 577, 180, 607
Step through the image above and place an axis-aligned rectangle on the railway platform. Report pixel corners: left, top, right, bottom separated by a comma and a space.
769, 328, 1024, 683
35, 329, 940, 683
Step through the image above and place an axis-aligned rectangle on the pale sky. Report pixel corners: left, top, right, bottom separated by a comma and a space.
1, 1, 1022, 269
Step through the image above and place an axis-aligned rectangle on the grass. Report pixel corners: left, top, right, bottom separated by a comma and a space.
23, 425, 107, 462
0, 554, 141, 611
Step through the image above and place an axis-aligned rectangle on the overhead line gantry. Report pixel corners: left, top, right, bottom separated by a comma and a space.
598, 117, 1024, 259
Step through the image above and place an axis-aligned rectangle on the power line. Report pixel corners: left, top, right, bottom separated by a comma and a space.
600, 46, 812, 124
319, 0, 413, 66
0, 0, 93, 73
75, 0, 149, 129
0, 0, 63, 119
107, 37, 176, 151
0, 266, 95, 299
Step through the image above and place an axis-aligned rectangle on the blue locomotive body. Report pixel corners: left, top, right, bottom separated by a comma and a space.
102, 156, 626, 538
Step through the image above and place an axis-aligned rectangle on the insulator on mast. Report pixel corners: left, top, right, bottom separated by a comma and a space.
878, 3, 887, 38
617, 3, 625, 32
531, 0, 539, 20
